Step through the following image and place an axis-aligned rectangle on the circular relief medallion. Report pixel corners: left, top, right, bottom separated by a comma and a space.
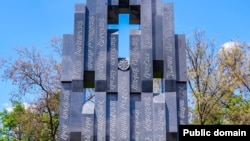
118, 59, 130, 71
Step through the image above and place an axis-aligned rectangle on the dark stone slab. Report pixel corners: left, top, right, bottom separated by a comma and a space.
153, 60, 164, 78
70, 92, 83, 132
142, 80, 153, 92
70, 132, 81, 141
73, 4, 86, 80
82, 102, 95, 141
118, 0, 129, 13
61, 34, 73, 82
84, 71, 95, 88
141, 93, 153, 140
108, 6, 119, 24
129, 6, 140, 24
59, 83, 71, 141
118, 70, 130, 140
94, 92, 107, 141
175, 34, 187, 82
177, 82, 188, 125
72, 80, 83, 92
95, 80, 107, 92
167, 132, 178, 141
165, 80, 176, 92
130, 94, 141, 141
166, 92, 178, 132
106, 93, 118, 141
130, 30, 141, 93
107, 30, 118, 92
153, 93, 166, 140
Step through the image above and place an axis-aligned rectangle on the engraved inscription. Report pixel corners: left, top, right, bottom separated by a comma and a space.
131, 68, 139, 91
110, 70, 117, 90
166, 56, 174, 78
109, 96, 117, 141
142, 17, 152, 49
143, 52, 152, 79
110, 36, 117, 66
179, 85, 187, 124
156, 107, 165, 131
163, 5, 174, 37
96, 52, 106, 80
73, 60, 82, 78
61, 91, 70, 119
60, 124, 69, 140
97, 18, 106, 48
133, 110, 140, 140
87, 16, 95, 69
131, 37, 140, 65
144, 96, 152, 131
120, 74, 129, 109
83, 117, 92, 140
75, 20, 84, 56
96, 100, 105, 140
120, 113, 129, 139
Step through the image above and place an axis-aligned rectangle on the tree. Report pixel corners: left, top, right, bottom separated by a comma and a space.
0, 102, 25, 141
186, 29, 250, 124
0, 37, 62, 140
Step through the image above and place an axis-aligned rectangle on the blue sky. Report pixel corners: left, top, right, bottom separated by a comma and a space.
0, 0, 250, 110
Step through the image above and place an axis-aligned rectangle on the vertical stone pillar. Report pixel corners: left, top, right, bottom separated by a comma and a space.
130, 30, 141, 93
82, 102, 95, 141
118, 70, 130, 141
175, 34, 188, 125
163, 3, 178, 141
130, 94, 141, 141
94, 1, 108, 141
107, 30, 118, 93
106, 94, 118, 141
58, 83, 71, 141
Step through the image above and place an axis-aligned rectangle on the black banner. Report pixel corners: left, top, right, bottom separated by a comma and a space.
179, 125, 250, 141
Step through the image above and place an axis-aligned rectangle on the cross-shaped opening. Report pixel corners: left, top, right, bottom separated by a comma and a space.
108, 14, 140, 58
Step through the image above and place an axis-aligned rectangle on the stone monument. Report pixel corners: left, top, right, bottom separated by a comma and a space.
59, 0, 188, 141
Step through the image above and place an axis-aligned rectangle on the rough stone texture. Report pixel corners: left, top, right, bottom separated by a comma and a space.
58, 83, 71, 141
117, 70, 130, 141
107, 30, 118, 92
141, 93, 153, 141
130, 94, 141, 141
153, 93, 166, 140
106, 93, 118, 141
177, 82, 188, 125
72, 4, 86, 81
94, 92, 106, 141
130, 30, 141, 93
82, 102, 94, 141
